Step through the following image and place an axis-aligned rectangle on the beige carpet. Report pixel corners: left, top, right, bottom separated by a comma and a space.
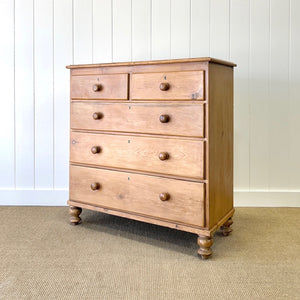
0, 207, 299, 299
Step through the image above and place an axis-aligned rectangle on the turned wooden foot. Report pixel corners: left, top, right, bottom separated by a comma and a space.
220, 217, 233, 236
197, 235, 213, 259
69, 206, 82, 225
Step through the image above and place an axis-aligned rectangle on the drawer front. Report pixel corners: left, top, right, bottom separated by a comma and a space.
71, 102, 205, 137
70, 165, 205, 226
71, 74, 128, 99
131, 71, 204, 100
70, 132, 205, 179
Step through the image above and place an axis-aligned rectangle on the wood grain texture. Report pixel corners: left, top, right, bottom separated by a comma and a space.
68, 199, 213, 236
67, 57, 236, 69
69, 206, 82, 225
68, 58, 235, 258
2, 0, 298, 208
70, 131, 205, 179
71, 74, 129, 99
220, 217, 233, 236
197, 235, 213, 259
69, 165, 205, 227
71, 102, 205, 137
71, 61, 209, 77
207, 63, 234, 228
131, 70, 204, 100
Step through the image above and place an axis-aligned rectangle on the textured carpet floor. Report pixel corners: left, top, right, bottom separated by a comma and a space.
0, 207, 299, 299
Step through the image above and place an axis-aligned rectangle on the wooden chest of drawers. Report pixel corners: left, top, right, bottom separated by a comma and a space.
66, 57, 236, 259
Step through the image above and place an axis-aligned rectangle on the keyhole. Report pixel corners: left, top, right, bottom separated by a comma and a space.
164, 76, 167, 80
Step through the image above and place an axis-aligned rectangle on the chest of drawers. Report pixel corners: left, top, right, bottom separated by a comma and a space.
66, 58, 236, 259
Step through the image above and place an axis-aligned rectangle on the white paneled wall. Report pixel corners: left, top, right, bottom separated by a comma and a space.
0, 0, 299, 206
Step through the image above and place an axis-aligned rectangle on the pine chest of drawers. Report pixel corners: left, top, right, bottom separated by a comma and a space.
66, 58, 236, 259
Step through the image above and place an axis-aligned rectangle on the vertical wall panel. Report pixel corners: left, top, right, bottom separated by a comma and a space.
112, 0, 132, 62
210, 0, 230, 60
191, 0, 210, 57
132, 0, 151, 61
171, 0, 190, 58
230, 0, 250, 190
0, 0, 15, 188
152, 0, 171, 60
15, 0, 35, 188
73, 0, 93, 64
54, 0, 73, 189
1, 0, 300, 206
269, 0, 290, 189
93, 0, 112, 63
249, 0, 270, 190
289, 0, 300, 189
34, 0, 54, 188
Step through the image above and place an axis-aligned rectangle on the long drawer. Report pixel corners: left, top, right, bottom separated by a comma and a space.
70, 132, 205, 179
71, 102, 205, 137
71, 74, 128, 99
131, 70, 204, 100
70, 165, 205, 226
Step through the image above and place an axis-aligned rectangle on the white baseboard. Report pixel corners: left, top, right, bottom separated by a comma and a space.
0, 189, 68, 206
234, 190, 300, 207
0, 189, 299, 207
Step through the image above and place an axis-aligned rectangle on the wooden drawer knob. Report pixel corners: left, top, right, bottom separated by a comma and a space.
92, 112, 103, 120
159, 192, 170, 201
159, 114, 170, 123
93, 84, 102, 92
159, 152, 169, 161
159, 82, 170, 91
91, 182, 101, 190
91, 146, 101, 154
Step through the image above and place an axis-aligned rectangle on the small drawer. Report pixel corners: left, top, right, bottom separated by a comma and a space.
71, 74, 129, 99
70, 165, 205, 227
70, 132, 205, 180
71, 102, 205, 137
131, 70, 204, 100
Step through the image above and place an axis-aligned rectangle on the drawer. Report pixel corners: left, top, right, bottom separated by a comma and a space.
71, 74, 128, 99
131, 70, 204, 100
70, 132, 205, 179
71, 102, 205, 137
70, 165, 205, 226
